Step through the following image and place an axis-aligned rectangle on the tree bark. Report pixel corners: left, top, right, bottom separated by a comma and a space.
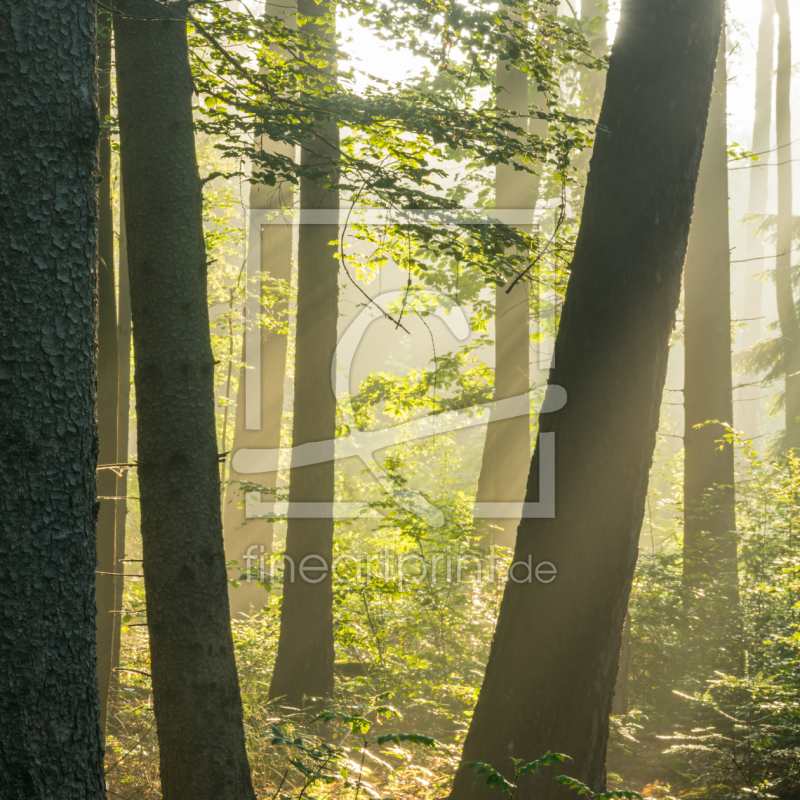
113, 2, 256, 797
682, 36, 738, 636
269, 0, 339, 708
96, 7, 119, 737
450, 3, 723, 798
0, 1, 106, 796
738, 0, 774, 441
774, 0, 800, 450
475, 59, 535, 550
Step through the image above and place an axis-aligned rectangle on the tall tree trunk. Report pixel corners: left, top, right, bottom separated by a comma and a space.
225, 0, 295, 615
682, 36, 738, 645
475, 59, 535, 550
111, 187, 132, 705
739, 0, 774, 440
96, 7, 119, 737
269, 0, 339, 708
113, 2, 256, 798
225, 168, 293, 616
0, 2, 106, 795
581, 0, 609, 119
775, 0, 800, 450
450, 3, 723, 798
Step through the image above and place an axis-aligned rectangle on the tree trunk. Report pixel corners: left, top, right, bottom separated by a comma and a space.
0, 2, 106, 796
739, 0, 774, 441
225, 172, 293, 616
682, 36, 738, 642
111, 187, 132, 707
450, 3, 723, 798
475, 59, 535, 550
775, 0, 800, 450
581, 0, 609, 119
224, 0, 295, 614
269, 0, 339, 708
96, 7, 119, 737
113, 2, 256, 797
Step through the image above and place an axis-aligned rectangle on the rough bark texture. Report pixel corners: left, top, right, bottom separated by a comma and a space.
475, 60, 534, 550
450, 3, 722, 798
113, 2, 256, 798
0, 2, 106, 797
738, 0, 774, 440
682, 39, 738, 635
774, 0, 799, 450
96, 8, 119, 736
269, 0, 339, 708
225, 142, 294, 617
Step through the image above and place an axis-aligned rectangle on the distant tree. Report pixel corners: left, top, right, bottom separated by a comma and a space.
96, 7, 119, 736
0, 1, 106, 796
738, 0, 774, 440
113, 1, 256, 797
682, 35, 739, 653
269, 0, 339, 709
224, 4, 296, 619
474, 59, 537, 550
111, 188, 132, 706
774, 0, 798, 450
449, 2, 724, 798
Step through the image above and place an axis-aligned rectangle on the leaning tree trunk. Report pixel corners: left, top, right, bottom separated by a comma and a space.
96, 6, 119, 737
269, 0, 339, 708
0, 2, 106, 796
739, 0, 774, 441
113, 2, 256, 798
774, 0, 800, 451
474, 57, 535, 550
682, 35, 739, 653
450, 3, 723, 799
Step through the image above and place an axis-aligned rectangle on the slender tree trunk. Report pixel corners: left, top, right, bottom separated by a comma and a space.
111, 188, 132, 705
450, 3, 723, 798
269, 0, 339, 708
775, 0, 800, 450
475, 59, 534, 550
739, 0, 774, 440
225, 178, 293, 615
96, 7, 119, 737
0, 2, 106, 796
225, 1, 295, 614
682, 36, 738, 643
581, 0, 609, 119
113, 2, 256, 797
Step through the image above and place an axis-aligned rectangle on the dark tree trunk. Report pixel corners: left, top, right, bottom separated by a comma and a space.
774, 0, 800, 450
113, 2, 256, 798
269, 0, 339, 709
739, 0, 774, 440
450, 3, 723, 798
96, 7, 119, 737
0, 2, 106, 796
111, 188, 132, 705
682, 37, 739, 642
475, 60, 534, 550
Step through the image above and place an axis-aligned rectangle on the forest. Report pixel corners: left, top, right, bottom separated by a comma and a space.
3, 0, 800, 799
